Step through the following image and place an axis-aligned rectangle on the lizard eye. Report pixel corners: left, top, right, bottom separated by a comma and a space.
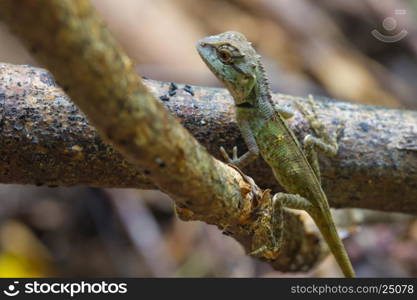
216, 45, 244, 64
217, 48, 233, 64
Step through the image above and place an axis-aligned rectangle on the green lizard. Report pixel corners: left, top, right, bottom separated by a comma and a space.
196, 31, 355, 277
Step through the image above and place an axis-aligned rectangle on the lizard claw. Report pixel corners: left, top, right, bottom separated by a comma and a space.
232, 146, 239, 161
220, 146, 240, 164
220, 146, 233, 163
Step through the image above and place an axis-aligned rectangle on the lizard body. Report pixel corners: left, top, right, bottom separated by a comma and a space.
196, 31, 355, 277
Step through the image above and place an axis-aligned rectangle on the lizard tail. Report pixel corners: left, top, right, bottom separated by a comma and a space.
312, 213, 356, 278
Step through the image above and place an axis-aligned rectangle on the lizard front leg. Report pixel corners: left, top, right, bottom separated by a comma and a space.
296, 95, 343, 181
220, 120, 259, 168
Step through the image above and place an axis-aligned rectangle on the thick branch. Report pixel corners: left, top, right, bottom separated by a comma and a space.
1, 62, 417, 214
0, 0, 321, 273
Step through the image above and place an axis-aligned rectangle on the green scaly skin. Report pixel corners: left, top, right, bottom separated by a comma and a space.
197, 31, 355, 277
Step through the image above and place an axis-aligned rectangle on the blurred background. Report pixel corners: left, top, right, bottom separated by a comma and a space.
0, 0, 417, 277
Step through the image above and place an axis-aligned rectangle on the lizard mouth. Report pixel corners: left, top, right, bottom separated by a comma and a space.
196, 41, 225, 78
196, 40, 213, 61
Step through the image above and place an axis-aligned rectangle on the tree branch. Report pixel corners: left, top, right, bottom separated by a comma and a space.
0, 0, 324, 273
1, 62, 417, 214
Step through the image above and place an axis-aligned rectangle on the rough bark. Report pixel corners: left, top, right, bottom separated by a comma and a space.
1, 62, 417, 214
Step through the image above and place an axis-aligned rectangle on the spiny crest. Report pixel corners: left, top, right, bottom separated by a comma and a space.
256, 59, 274, 106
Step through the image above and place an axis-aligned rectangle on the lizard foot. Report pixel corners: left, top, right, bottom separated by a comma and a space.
249, 193, 286, 259
220, 146, 239, 165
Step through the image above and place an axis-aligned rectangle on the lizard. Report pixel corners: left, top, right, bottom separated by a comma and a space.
196, 31, 355, 277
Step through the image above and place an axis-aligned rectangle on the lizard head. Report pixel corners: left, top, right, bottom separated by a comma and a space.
196, 31, 259, 104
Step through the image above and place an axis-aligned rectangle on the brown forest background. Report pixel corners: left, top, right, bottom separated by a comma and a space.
0, 0, 416, 277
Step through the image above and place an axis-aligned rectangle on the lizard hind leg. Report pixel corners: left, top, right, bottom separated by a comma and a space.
249, 193, 286, 257
274, 192, 313, 211
249, 193, 315, 257
249, 193, 313, 256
